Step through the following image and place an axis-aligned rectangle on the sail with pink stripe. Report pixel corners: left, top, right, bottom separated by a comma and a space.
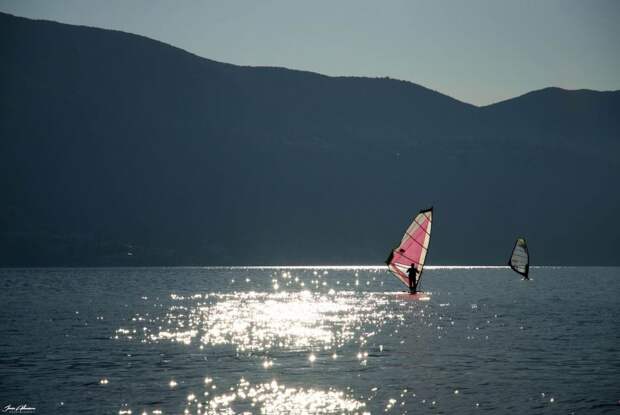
385, 207, 433, 290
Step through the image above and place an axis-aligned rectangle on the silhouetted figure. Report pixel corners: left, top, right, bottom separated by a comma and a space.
407, 264, 418, 294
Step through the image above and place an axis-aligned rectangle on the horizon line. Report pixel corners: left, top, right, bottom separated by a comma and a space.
0, 265, 608, 270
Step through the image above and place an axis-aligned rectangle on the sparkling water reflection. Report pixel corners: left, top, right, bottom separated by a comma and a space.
117, 291, 407, 353
182, 378, 367, 415
1, 267, 619, 414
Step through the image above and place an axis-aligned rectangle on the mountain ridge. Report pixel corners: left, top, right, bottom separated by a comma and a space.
4, 11, 616, 108
482, 86, 620, 108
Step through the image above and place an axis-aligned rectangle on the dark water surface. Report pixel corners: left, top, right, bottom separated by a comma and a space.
1, 267, 619, 414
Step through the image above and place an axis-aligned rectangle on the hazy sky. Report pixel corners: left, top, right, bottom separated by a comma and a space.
1, 0, 618, 105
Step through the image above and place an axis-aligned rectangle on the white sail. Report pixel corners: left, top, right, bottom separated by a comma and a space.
509, 238, 529, 279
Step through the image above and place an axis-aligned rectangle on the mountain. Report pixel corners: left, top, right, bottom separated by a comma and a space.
1, 12, 619, 266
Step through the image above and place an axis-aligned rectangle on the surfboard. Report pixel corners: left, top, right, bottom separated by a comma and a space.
393, 292, 432, 301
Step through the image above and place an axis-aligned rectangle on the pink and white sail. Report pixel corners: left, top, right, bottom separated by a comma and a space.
385, 208, 433, 288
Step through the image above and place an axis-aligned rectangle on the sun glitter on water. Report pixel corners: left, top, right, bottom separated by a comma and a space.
181, 377, 368, 415
116, 290, 407, 354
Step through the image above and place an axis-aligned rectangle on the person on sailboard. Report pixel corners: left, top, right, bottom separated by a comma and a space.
407, 264, 418, 294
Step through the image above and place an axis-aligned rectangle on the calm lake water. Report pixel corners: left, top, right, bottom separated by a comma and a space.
1, 266, 619, 414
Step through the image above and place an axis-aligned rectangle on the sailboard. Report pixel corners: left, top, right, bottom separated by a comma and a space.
508, 237, 529, 279
385, 207, 433, 294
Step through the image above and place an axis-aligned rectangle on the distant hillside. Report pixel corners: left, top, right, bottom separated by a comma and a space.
1, 12, 619, 266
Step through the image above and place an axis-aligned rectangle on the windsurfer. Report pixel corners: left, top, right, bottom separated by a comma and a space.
407, 264, 418, 294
